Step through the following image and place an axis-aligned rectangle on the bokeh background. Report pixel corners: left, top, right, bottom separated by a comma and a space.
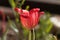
0, 0, 60, 40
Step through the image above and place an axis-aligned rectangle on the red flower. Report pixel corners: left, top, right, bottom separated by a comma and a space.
15, 8, 44, 30
0, 11, 6, 34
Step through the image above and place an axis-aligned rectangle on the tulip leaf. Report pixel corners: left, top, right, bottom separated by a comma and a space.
9, 22, 19, 34
9, 0, 16, 8
17, 0, 25, 8
7, 16, 19, 34
25, 5, 30, 10
40, 12, 53, 34
9, 21, 19, 33
44, 34, 56, 40
46, 22, 53, 33
23, 28, 29, 36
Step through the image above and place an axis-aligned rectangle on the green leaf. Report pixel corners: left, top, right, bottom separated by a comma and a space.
23, 28, 29, 36
18, 0, 25, 8
9, 21, 19, 33
7, 16, 19, 34
39, 12, 53, 34
46, 23, 53, 33
44, 34, 57, 40
25, 5, 30, 10
9, 0, 16, 8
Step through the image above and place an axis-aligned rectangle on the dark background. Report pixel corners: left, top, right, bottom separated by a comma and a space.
0, 0, 60, 14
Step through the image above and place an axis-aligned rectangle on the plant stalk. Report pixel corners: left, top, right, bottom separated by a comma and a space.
29, 28, 35, 40
29, 30, 31, 40
33, 28, 35, 40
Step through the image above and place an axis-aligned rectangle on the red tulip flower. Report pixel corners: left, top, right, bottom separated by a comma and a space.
15, 8, 44, 30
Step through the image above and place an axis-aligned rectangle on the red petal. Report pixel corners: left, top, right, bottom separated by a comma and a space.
22, 10, 29, 16
40, 11, 44, 15
39, 11, 44, 17
15, 8, 22, 14
29, 8, 40, 14
29, 8, 40, 28
20, 16, 31, 30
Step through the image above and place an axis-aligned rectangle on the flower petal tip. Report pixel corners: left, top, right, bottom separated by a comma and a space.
33, 8, 40, 11
40, 11, 44, 15
14, 8, 19, 12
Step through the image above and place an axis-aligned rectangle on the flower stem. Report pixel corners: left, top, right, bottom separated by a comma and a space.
29, 29, 35, 40
29, 30, 31, 40
33, 28, 35, 40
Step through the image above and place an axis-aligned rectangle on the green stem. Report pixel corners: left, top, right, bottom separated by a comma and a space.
33, 29, 35, 40
29, 29, 35, 40
29, 30, 31, 40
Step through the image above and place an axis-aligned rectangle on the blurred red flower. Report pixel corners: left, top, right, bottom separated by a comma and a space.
15, 8, 44, 30
0, 10, 6, 34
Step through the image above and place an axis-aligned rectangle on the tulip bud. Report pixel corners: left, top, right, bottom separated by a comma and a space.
15, 8, 44, 30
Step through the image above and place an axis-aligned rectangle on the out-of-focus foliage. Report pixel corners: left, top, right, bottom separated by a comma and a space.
7, 16, 19, 34
9, 0, 16, 8
6, 0, 58, 40
40, 12, 53, 33
35, 12, 56, 40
